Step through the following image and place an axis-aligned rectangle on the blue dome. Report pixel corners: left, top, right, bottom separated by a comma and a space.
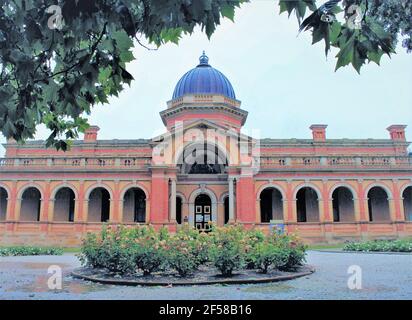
172, 52, 236, 100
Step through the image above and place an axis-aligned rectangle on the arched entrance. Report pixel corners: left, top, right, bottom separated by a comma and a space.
194, 194, 212, 231
260, 187, 283, 223
224, 196, 229, 224
88, 187, 110, 222
367, 186, 390, 222
403, 186, 412, 221
296, 187, 320, 222
54, 187, 75, 222
332, 187, 355, 222
123, 187, 146, 223
176, 196, 183, 224
0, 187, 8, 221
20, 187, 41, 221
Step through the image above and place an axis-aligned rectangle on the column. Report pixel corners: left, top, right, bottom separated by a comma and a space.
150, 168, 169, 224
228, 177, 235, 222
170, 178, 177, 222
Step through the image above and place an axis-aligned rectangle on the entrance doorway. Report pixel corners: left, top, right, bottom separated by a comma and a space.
194, 194, 212, 231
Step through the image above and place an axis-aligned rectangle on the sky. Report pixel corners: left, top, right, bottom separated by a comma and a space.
1, 1, 411, 156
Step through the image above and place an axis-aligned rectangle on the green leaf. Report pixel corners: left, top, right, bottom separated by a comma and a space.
221, 4, 235, 22
367, 50, 384, 65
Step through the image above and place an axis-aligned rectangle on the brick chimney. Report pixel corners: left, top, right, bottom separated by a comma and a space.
387, 125, 407, 142
310, 124, 327, 142
83, 126, 100, 142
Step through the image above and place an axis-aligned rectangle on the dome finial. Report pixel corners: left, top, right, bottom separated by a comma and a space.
198, 50, 209, 66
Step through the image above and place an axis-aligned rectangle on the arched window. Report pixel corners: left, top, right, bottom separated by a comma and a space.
20, 187, 41, 221
176, 196, 182, 224
368, 187, 390, 222
296, 187, 319, 222
88, 188, 110, 222
54, 188, 75, 222
123, 188, 146, 223
332, 187, 355, 222
402, 186, 412, 221
224, 196, 229, 224
180, 143, 227, 174
260, 188, 283, 223
0, 187, 8, 221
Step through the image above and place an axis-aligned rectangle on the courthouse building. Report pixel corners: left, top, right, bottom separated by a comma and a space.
0, 52, 412, 246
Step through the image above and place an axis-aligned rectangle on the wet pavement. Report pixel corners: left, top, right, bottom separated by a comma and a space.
0, 251, 411, 300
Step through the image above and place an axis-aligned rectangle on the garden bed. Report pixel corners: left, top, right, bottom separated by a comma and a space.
76, 224, 309, 284
72, 264, 315, 286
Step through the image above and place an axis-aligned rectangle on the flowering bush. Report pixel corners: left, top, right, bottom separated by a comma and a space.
208, 225, 247, 276
343, 239, 412, 252
251, 242, 289, 273
244, 229, 265, 269
132, 226, 168, 275
79, 224, 307, 278
166, 227, 205, 277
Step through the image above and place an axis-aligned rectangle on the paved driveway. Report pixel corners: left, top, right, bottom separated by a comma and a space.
1, 251, 411, 299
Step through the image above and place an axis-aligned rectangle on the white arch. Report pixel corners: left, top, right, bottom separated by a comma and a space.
293, 183, 322, 200
188, 187, 218, 225
175, 140, 229, 168
400, 184, 412, 198
219, 191, 229, 203
256, 183, 286, 200
0, 183, 11, 198
329, 183, 357, 200
85, 183, 114, 200
120, 183, 150, 200
176, 192, 187, 203
188, 187, 218, 204
51, 183, 79, 200
364, 183, 393, 200
18, 183, 44, 199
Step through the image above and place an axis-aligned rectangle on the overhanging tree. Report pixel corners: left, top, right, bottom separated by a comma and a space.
0, 0, 410, 149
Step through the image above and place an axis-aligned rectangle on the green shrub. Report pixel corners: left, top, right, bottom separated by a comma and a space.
132, 226, 168, 276
244, 228, 266, 269
0, 246, 63, 256
166, 227, 204, 277
343, 239, 412, 252
269, 233, 307, 271
252, 241, 289, 273
209, 225, 247, 277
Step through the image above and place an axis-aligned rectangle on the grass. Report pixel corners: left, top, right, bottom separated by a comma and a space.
63, 247, 82, 253
307, 243, 345, 250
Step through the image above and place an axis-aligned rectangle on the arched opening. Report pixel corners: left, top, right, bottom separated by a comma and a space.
123, 188, 146, 223
402, 186, 412, 221
54, 188, 75, 222
176, 196, 182, 224
368, 186, 390, 222
224, 196, 229, 224
296, 187, 319, 222
180, 143, 227, 174
0, 187, 8, 221
20, 187, 41, 221
194, 194, 212, 231
332, 187, 355, 222
260, 188, 283, 223
88, 188, 110, 222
